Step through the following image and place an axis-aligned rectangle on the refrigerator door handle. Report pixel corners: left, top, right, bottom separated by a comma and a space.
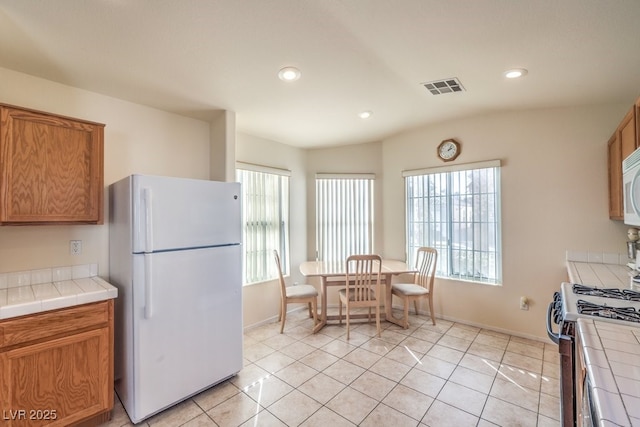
144, 254, 153, 319
143, 188, 154, 253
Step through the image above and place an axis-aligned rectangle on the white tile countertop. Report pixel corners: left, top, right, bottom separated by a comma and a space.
0, 263, 117, 319
576, 319, 640, 427
566, 250, 635, 288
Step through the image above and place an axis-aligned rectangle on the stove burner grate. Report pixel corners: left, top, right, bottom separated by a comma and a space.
572, 284, 640, 301
576, 299, 640, 323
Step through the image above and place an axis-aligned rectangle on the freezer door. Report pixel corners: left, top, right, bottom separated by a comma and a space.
131, 174, 241, 253
130, 245, 242, 423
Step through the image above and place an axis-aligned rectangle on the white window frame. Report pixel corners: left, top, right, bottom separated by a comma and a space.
403, 160, 502, 285
315, 173, 375, 264
236, 162, 290, 285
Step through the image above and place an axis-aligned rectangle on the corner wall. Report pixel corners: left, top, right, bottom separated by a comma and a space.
0, 67, 211, 276
235, 132, 308, 328
381, 104, 630, 339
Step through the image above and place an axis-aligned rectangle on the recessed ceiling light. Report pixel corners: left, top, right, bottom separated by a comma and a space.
278, 67, 301, 82
359, 111, 372, 119
504, 68, 528, 79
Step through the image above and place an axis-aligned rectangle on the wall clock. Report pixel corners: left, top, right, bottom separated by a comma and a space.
437, 138, 461, 162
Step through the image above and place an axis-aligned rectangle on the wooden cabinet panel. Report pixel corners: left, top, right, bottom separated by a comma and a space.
0, 329, 111, 427
637, 97, 640, 150
620, 107, 636, 161
609, 132, 623, 220
608, 106, 637, 220
0, 301, 110, 350
0, 301, 114, 427
0, 105, 104, 225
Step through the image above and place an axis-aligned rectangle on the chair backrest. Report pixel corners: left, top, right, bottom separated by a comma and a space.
414, 247, 437, 291
345, 254, 382, 302
273, 250, 287, 298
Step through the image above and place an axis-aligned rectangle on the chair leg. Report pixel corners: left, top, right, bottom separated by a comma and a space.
346, 303, 350, 340
280, 300, 287, 334
428, 296, 436, 325
339, 298, 343, 325
414, 300, 419, 315
308, 302, 313, 318
375, 306, 381, 338
403, 296, 410, 329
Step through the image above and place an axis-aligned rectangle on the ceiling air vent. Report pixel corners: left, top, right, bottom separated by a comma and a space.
421, 77, 465, 95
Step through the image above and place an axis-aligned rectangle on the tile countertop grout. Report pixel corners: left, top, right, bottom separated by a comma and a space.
566, 261, 636, 288
0, 263, 118, 320
568, 260, 640, 427
577, 319, 640, 426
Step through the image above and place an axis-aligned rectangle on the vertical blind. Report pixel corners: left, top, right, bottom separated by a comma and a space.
315, 174, 374, 264
404, 160, 502, 284
237, 164, 290, 285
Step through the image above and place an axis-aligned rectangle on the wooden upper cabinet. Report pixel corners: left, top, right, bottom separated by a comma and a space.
608, 105, 638, 220
608, 131, 624, 220
0, 105, 104, 224
637, 97, 640, 148
620, 107, 637, 161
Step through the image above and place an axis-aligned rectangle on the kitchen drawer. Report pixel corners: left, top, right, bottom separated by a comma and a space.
0, 300, 110, 350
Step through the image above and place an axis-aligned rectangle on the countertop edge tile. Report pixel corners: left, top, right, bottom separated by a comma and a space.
0, 300, 43, 320
0, 275, 116, 320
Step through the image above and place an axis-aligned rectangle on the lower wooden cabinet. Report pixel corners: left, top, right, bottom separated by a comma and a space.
0, 300, 114, 427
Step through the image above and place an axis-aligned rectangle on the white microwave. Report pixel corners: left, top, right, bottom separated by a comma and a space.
623, 147, 640, 226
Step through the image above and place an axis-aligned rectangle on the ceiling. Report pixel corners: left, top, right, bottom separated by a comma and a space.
1, 0, 640, 148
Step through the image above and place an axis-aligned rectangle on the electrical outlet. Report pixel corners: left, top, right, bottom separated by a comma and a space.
520, 296, 529, 310
70, 240, 82, 255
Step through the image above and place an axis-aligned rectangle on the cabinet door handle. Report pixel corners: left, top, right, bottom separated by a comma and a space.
144, 254, 153, 319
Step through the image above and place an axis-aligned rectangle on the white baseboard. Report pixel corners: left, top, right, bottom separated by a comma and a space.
244, 303, 550, 344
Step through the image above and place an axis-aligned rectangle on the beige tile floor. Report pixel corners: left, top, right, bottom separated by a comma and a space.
103, 309, 561, 427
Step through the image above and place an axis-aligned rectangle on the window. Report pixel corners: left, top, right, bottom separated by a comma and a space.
236, 163, 290, 285
404, 160, 502, 284
315, 174, 374, 263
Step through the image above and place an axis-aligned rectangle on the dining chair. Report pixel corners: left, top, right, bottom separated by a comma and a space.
273, 250, 319, 334
339, 254, 383, 340
391, 247, 438, 328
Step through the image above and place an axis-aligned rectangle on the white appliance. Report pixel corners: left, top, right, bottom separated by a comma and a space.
622, 147, 640, 226
109, 174, 243, 423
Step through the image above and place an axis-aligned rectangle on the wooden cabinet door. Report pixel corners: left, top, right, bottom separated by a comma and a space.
608, 132, 623, 220
0, 327, 112, 427
620, 107, 637, 161
0, 106, 104, 224
636, 97, 640, 150
608, 106, 637, 221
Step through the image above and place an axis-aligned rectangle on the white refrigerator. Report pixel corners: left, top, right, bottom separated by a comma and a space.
109, 174, 243, 423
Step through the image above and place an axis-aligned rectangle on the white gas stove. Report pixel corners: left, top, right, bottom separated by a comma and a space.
559, 282, 640, 324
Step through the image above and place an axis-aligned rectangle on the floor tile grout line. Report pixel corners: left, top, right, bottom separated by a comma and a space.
120, 314, 559, 426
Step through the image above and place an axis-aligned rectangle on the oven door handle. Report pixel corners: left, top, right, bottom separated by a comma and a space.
546, 301, 560, 344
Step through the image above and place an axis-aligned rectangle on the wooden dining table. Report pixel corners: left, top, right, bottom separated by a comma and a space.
299, 259, 416, 333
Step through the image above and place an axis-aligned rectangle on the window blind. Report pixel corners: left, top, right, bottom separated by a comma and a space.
237, 165, 290, 284
315, 174, 374, 263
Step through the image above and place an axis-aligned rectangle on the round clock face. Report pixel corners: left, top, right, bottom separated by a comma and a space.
437, 139, 460, 161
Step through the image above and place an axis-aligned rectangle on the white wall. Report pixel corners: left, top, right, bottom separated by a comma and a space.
381, 105, 631, 339
2, 66, 632, 339
235, 132, 308, 328
0, 67, 211, 275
